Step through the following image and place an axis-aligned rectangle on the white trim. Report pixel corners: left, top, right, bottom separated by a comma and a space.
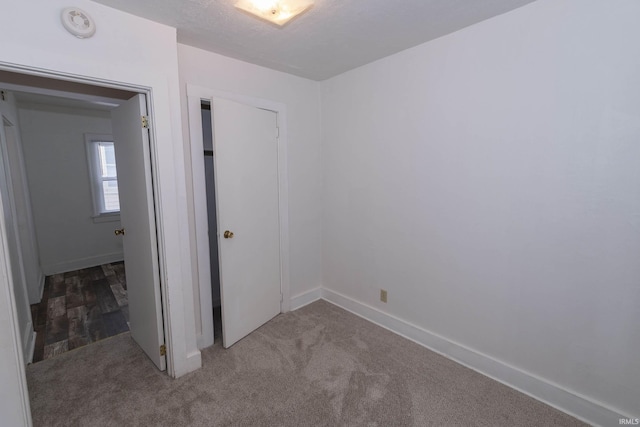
186, 94, 213, 350
40, 252, 124, 276
0, 111, 43, 306
0, 81, 125, 109
290, 287, 322, 310
1, 99, 36, 382
0, 162, 32, 425
36, 271, 45, 302
24, 327, 36, 365
320, 288, 630, 427
91, 212, 121, 223
186, 84, 291, 349
141, 86, 177, 376
276, 107, 291, 313
20, 320, 34, 361
185, 349, 203, 374
196, 331, 214, 350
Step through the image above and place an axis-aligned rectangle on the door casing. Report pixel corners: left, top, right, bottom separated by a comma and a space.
186, 85, 291, 349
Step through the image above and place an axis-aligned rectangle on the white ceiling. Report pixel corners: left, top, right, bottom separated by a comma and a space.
91, 0, 536, 81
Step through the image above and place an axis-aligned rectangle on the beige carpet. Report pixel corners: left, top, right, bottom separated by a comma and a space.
26, 300, 585, 426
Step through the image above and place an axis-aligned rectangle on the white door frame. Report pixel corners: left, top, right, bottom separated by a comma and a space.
186, 84, 291, 349
0, 63, 176, 374
0, 112, 35, 356
0, 115, 33, 426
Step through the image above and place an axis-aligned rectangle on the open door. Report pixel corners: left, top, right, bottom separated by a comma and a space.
212, 98, 281, 348
111, 94, 166, 370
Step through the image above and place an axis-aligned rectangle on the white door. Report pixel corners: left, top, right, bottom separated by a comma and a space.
211, 98, 281, 348
111, 95, 166, 370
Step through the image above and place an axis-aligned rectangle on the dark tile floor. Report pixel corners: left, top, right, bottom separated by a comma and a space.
30, 262, 129, 363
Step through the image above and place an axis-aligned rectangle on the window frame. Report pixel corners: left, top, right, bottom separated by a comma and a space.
85, 133, 120, 222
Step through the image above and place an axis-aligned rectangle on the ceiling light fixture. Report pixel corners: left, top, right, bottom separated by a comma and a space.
235, 0, 313, 27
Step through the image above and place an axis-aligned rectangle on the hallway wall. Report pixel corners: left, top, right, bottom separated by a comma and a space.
18, 103, 123, 275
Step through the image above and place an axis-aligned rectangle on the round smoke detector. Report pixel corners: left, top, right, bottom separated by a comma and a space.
61, 7, 96, 39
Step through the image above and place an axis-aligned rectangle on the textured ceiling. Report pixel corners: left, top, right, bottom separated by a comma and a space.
91, 0, 536, 81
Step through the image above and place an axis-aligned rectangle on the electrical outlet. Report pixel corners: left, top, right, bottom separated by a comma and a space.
380, 289, 388, 303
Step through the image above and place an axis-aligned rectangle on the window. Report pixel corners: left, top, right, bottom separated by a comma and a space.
86, 134, 120, 219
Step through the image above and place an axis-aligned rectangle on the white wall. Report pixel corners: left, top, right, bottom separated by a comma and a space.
321, 0, 640, 423
177, 45, 323, 335
18, 104, 123, 275
0, 3, 201, 419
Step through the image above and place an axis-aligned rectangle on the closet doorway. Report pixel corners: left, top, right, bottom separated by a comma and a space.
188, 88, 291, 350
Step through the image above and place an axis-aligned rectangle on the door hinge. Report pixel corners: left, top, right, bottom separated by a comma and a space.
160, 344, 166, 356
0, 91, 5, 101
142, 115, 150, 129
275, 126, 280, 138
280, 293, 284, 303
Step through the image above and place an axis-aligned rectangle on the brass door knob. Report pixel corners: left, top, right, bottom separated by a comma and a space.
223, 230, 234, 239
114, 228, 125, 236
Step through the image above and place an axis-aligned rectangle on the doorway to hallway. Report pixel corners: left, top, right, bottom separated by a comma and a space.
0, 69, 167, 371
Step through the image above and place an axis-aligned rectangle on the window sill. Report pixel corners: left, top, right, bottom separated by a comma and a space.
92, 213, 121, 223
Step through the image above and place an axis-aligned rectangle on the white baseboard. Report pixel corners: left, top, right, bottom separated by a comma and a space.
37, 270, 45, 300
173, 350, 202, 379
290, 287, 322, 310
22, 323, 35, 364
197, 332, 214, 350
41, 252, 124, 275
195, 287, 322, 350
320, 287, 629, 427
27, 270, 47, 305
